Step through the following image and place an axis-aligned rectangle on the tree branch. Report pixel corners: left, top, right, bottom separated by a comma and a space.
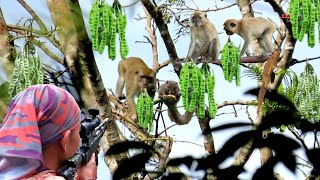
141, 0, 181, 75
8, 28, 64, 64
8, 24, 61, 51
17, 0, 47, 31
143, 6, 160, 70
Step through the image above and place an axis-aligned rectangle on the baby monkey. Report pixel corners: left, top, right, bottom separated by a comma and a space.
158, 81, 193, 125
187, 10, 221, 63
223, 17, 277, 57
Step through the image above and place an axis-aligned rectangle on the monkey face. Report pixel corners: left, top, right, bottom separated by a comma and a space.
223, 20, 237, 35
139, 75, 154, 88
191, 11, 207, 27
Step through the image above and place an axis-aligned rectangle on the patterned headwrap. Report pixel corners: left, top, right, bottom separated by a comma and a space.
0, 84, 81, 180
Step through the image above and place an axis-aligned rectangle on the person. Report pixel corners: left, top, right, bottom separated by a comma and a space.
0, 84, 97, 180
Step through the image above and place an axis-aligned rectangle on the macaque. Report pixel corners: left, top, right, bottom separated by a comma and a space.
223, 17, 277, 57
187, 10, 221, 62
158, 81, 193, 125
158, 80, 181, 104
116, 57, 157, 120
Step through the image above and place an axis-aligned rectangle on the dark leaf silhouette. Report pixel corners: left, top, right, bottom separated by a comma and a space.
252, 156, 278, 180
306, 148, 320, 176
298, 121, 320, 133
202, 122, 253, 135
277, 153, 297, 173
113, 152, 153, 180
196, 154, 218, 171
256, 133, 300, 155
258, 109, 302, 131
216, 130, 258, 164
106, 141, 154, 155
166, 156, 196, 169
215, 165, 244, 180
245, 88, 296, 110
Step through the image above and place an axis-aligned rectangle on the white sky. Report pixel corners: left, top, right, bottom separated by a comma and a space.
0, 0, 320, 180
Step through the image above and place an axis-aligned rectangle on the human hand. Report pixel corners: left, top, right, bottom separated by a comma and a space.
77, 153, 97, 180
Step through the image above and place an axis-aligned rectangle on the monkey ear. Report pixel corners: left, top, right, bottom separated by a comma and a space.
231, 23, 236, 27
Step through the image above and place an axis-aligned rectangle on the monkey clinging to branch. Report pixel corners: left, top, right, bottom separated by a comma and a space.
223, 17, 277, 57
187, 10, 221, 63
158, 80, 194, 125
116, 57, 157, 120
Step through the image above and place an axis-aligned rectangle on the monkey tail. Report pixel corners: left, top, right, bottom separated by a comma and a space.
257, 86, 267, 114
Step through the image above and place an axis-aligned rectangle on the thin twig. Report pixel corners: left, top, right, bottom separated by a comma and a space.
8, 24, 61, 51
17, 0, 47, 31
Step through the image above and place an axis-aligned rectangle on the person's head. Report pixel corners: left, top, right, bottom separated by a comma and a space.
0, 84, 81, 179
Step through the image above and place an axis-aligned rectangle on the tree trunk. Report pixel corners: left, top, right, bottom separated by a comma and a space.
0, 7, 15, 121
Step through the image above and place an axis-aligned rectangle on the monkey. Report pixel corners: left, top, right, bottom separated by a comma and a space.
158, 80, 181, 104
158, 80, 194, 125
257, 48, 281, 114
116, 57, 157, 120
187, 10, 221, 63
223, 17, 277, 57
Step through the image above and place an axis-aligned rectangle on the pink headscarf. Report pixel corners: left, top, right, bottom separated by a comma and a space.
0, 84, 81, 180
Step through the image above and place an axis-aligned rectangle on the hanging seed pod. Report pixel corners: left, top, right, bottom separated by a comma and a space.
197, 69, 206, 118
188, 65, 199, 111
108, 7, 117, 60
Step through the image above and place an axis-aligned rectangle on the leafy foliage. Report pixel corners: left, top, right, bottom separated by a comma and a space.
8, 40, 44, 99
293, 62, 320, 122
106, 88, 320, 179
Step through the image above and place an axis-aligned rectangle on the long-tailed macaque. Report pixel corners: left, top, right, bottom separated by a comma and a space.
116, 57, 157, 120
223, 17, 277, 57
158, 81, 194, 125
187, 10, 221, 62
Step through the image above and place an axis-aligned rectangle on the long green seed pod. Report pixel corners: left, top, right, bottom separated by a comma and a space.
188, 65, 199, 112
198, 69, 206, 119
108, 7, 117, 60
307, 0, 316, 47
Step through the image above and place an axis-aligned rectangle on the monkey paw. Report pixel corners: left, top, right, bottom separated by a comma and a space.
162, 94, 178, 104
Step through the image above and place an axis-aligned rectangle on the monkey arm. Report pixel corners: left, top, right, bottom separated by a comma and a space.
115, 76, 125, 99
240, 40, 250, 57
166, 102, 194, 125
126, 94, 138, 120
159, 95, 194, 125
194, 41, 211, 60
158, 81, 194, 125
187, 35, 197, 58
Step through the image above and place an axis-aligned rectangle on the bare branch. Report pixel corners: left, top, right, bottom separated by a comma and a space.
17, 0, 47, 31
141, 0, 181, 75
8, 24, 61, 51
155, 59, 171, 72
290, 56, 320, 66
159, 6, 188, 28
143, 6, 160, 70
29, 38, 64, 64
171, 3, 238, 12
217, 99, 257, 109
9, 28, 63, 64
